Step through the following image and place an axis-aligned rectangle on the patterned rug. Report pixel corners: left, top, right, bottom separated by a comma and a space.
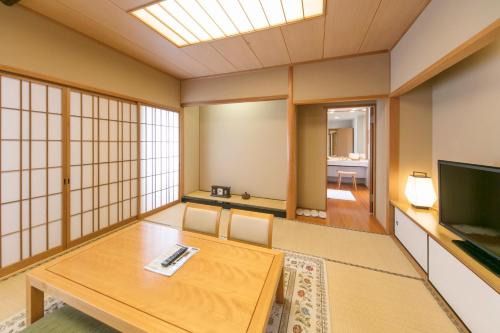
267, 252, 330, 333
0, 252, 329, 333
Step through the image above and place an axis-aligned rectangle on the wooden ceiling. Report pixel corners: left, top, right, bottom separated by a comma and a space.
21, 0, 430, 79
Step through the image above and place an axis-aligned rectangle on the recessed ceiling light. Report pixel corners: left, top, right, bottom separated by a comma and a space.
131, 0, 325, 47
334, 116, 340, 119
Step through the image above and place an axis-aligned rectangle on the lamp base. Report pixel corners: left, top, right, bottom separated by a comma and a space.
410, 204, 431, 210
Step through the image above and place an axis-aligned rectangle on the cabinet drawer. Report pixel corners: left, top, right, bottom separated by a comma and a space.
395, 208, 428, 272
429, 238, 500, 333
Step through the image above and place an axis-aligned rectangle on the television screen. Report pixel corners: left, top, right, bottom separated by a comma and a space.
438, 160, 500, 260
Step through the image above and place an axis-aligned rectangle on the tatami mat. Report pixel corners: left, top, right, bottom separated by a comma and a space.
327, 261, 461, 333
0, 273, 27, 320
272, 218, 420, 278
146, 204, 420, 278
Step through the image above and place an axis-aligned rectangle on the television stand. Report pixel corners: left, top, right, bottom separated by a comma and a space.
391, 201, 499, 332
452, 240, 500, 276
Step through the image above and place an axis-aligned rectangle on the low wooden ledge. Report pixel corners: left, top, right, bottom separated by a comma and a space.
182, 191, 286, 217
391, 200, 499, 293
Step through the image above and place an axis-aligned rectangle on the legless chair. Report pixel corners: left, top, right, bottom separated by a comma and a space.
228, 209, 274, 248
182, 203, 222, 237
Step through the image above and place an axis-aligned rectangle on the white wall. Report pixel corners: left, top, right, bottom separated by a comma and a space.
181, 67, 288, 105
391, 0, 500, 92
294, 52, 390, 102
432, 38, 500, 187
399, 82, 433, 201
0, 5, 180, 107
199, 100, 287, 200
328, 119, 353, 129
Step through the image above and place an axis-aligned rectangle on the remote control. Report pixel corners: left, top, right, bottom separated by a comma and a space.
161, 246, 188, 267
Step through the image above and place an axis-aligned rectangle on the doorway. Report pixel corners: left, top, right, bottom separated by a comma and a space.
325, 105, 384, 233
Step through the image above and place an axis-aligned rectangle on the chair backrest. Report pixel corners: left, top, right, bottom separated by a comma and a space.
228, 209, 273, 248
182, 203, 222, 237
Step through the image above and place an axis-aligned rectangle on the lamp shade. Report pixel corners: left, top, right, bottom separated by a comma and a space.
404, 172, 436, 208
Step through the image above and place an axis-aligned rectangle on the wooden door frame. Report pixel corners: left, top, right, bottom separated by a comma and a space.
324, 103, 377, 216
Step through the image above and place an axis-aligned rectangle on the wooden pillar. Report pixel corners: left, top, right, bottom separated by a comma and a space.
387, 97, 400, 234
179, 107, 184, 198
286, 67, 297, 219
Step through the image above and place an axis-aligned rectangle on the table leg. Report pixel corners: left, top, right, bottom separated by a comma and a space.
26, 278, 44, 325
276, 269, 285, 304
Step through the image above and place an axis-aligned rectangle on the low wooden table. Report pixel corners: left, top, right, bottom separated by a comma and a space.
26, 222, 284, 333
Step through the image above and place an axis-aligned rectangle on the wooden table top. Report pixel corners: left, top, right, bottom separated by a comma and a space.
27, 222, 284, 333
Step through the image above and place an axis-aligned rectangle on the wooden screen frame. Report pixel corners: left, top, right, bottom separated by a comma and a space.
0, 73, 66, 276
66, 89, 140, 248
137, 104, 182, 219
0, 67, 182, 278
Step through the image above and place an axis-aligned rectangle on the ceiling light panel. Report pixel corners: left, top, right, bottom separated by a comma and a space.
303, 0, 324, 18
239, 0, 269, 30
147, 4, 199, 44
218, 0, 253, 33
159, 1, 211, 41
281, 0, 303, 22
197, 0, 239, 36
130, 0, 325, 47
176, 0, 225, 39
260, 0, 286, 25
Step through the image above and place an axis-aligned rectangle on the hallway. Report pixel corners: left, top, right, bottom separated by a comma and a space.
298, 183, 385, 234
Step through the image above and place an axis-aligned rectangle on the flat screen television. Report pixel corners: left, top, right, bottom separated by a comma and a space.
438, 160, 500, 274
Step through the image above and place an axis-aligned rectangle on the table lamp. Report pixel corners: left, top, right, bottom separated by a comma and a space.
404, 171, 436, 209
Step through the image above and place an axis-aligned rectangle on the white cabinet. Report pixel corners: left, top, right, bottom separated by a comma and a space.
428, 238, 500, 333
395, 208, 428, 272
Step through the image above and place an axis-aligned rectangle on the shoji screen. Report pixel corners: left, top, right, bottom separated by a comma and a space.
0, 75, 64, 269
140, 106, 179, 214
69, 91, 138, 243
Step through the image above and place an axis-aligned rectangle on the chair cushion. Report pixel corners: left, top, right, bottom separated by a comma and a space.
184, 207, 218, 235
230, 214, 270, 247
22, 306, 118, 333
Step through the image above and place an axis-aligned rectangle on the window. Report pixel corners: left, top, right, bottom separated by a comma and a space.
140, 105, 179, 213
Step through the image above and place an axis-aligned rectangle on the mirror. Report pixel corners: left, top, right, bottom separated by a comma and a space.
327, 107, 368, 159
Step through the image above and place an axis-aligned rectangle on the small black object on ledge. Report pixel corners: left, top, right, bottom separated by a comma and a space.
211, 185, 231, 198
242, 192, 251, 200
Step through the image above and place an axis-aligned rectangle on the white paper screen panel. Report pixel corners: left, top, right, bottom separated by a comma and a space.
69, 91, 138, 242
140, 105, 179, 213
0, 74, 63, 268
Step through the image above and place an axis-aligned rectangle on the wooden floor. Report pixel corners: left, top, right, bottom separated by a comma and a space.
297, 183, 385, 234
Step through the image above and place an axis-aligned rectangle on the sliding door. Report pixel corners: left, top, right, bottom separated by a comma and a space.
69, 91, 138, 244
0, 72, 179, 276
0, 75, 64, 269
140, 105, 179, 214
